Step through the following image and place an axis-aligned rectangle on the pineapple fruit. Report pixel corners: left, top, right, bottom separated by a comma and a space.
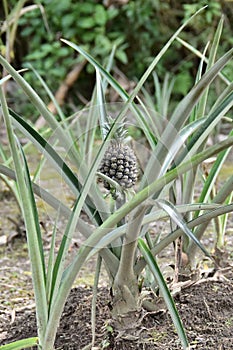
98, 118, 138, 190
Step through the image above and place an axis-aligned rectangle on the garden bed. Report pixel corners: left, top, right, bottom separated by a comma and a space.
1, 270, 233, 349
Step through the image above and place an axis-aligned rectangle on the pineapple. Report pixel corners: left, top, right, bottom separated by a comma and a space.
98, 118, 138, 191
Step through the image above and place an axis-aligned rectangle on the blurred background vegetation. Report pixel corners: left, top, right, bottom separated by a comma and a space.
1, 0, 233, 119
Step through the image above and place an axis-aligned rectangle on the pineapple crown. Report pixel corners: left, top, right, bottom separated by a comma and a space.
102, 116, 128, 143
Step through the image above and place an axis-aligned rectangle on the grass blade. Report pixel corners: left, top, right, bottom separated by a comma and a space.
187, 175, 233, 259
217, 191, 233, 248
91, 255, 102, 347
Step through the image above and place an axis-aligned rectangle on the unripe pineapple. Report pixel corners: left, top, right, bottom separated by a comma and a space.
98, 119, 138, 190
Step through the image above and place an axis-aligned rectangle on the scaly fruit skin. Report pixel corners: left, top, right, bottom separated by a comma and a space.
99, 140, 138, 190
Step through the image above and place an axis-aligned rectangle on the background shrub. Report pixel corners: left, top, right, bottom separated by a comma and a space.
1, 0, 233, 117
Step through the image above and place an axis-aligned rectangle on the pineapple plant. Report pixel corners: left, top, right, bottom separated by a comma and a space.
98, 117, 138, 192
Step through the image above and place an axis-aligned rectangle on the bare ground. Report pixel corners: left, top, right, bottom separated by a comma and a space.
0, 270, 233, 349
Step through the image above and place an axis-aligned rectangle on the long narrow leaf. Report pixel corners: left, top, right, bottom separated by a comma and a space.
159, 117, 206, 175
0, 337, 38, 350
195, 146, 232, 220
27, 63, 66, 123
196, 15, 224, 119
0, 164, 71, 218
46, 215, 58, 306
61, 38, 155, 149
19, 142, 46, 274
138, 238, 189, 349
217, 191, 233, 248
0, 87, 48, 342
143, 48, 233, 184
96, 70, 109, 140
10, 108, 102, 225
82, 92, 98, 165
0, 69, 28, 85
183, 91, 233, 160
0, 54, 77, 162
188, 175, 233, 258
156, 199, 211, 258
176, 37, 230, 85
135, 203, 233, 275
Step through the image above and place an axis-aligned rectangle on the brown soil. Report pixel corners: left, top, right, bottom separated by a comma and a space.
1, 268, 233, 349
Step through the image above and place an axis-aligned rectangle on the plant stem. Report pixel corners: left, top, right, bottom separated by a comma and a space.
112, 206, 147, 326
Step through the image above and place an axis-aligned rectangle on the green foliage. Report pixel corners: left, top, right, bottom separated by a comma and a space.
16, 0, 123, 86
173, 62, 194, 96
2, 0, 233, 118
183, 0, 221, 25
